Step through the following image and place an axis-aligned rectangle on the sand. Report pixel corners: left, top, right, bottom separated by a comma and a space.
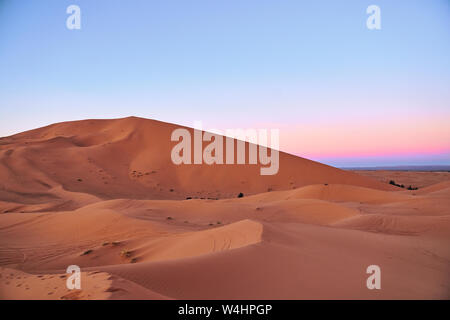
0, 117, 449, 299
353, 170, 450, 189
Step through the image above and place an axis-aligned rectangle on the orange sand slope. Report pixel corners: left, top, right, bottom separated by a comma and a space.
0, 267, 169, 300
0, 117, 394, 206
0, 117, 449, 300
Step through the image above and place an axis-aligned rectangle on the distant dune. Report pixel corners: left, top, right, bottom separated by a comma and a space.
353, 170, 450, 189
0, 117, 449, 300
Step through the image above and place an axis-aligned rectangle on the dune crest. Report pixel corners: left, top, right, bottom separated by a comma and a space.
132, 219, 263, 263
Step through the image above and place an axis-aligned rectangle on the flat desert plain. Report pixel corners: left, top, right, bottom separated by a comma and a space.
0, 117, 449, 299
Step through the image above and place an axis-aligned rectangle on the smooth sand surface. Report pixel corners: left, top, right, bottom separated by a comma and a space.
0, 117, 449, 299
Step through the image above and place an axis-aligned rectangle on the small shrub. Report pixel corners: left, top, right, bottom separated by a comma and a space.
237, 192, 244, 198
389, 180, 405, 188
120, 249, 131, 258
166, 216, 173, 220
77, 178, 83, 182
81, 249, 93, 256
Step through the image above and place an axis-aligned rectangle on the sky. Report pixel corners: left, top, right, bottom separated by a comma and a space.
0, 0, 449, 167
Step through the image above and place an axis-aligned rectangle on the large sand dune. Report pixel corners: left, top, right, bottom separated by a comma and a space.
0, 117, 449, 299
0, 117, 394, 205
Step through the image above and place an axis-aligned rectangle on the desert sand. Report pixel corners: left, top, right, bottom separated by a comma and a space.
354, 170, 450, 189
0, 117, 449, 299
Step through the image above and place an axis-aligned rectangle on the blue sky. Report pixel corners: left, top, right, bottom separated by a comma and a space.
0, 0, 449, 166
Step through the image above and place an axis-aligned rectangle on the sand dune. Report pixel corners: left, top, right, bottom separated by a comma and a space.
354, 170, 450, 189
130, 219, 262, 263
0, 117, 394, 207
279, 183, 411, 204
414, 180, 450, 195
0, 117, 449, 300
90, 222, 450, 299
333, 214, 450, 237
0, 267, 169, 300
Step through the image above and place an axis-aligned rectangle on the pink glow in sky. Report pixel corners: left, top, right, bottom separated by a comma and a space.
243, 115, 450, 166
